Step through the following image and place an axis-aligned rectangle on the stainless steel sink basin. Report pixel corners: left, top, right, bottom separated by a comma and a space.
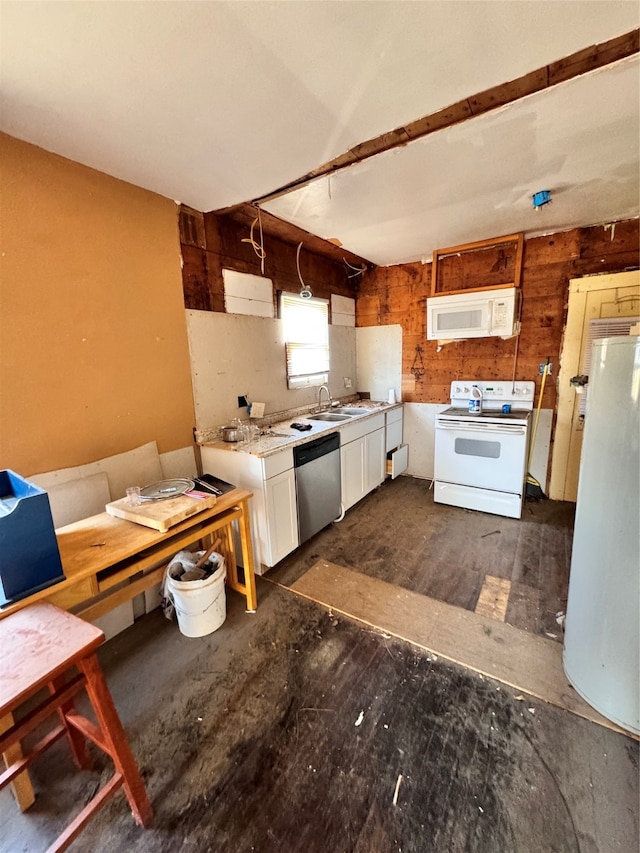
308, 413, 353, 422
331, 407, 366, 415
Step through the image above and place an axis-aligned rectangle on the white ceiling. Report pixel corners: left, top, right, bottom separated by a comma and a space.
265, 56, 640, 265
1, 1, 638, 266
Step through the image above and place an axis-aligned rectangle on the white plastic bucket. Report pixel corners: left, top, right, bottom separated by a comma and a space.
165, 554, 227, 638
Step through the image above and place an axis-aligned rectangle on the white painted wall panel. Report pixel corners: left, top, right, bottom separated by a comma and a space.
223, 270, 274, 317
224, 295, 275, 318
186, 310, 356, 429
403, 403, 445, 480
528, 409, 553, 493
331, 294, 355, 327
356, 325, 402, 403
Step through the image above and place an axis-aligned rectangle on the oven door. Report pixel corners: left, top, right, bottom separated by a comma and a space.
434, 421, 528, 493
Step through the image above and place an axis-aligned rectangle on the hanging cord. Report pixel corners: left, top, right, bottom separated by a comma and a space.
343, 258, 367, 279
511, 333, 520, 393
296, 242, 312, 298
511, 290, 524, 393
241, 208, 266, 275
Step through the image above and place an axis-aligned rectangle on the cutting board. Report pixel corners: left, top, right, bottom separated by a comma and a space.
105, 493, 217, 533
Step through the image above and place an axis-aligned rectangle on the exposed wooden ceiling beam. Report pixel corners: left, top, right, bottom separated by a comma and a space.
218, 203, 373, 269
249, 29, 639, 206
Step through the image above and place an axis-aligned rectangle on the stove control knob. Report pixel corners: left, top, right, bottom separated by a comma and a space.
462, 385, 470, 393
455, 386, 461, 393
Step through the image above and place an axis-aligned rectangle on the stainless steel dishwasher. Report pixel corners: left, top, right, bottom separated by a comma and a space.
294, 432, 341, 544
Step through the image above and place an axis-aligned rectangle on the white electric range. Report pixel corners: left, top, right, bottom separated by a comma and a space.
434, 380, 535, 519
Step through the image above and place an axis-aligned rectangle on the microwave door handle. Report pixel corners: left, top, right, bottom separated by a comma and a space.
487, 299, 494, 335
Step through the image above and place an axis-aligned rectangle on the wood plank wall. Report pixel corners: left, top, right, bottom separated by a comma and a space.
179, 207, 358, 312
357, 219, 639, 408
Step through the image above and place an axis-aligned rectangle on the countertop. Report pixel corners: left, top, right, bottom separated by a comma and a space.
200, 401, 403, 459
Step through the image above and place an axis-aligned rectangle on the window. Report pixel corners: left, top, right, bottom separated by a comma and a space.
280, 292, 329, 389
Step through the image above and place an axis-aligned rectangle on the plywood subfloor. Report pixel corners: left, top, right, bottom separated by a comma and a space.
287, 559, 626, 734
269, 477, 574, 643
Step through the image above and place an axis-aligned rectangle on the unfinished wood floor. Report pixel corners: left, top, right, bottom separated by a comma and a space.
269, 476, 575, 642
4, 478, 632, 853
1, 588, 636, 853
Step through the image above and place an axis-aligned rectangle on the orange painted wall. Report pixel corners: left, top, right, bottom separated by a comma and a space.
0, 133, 195, 476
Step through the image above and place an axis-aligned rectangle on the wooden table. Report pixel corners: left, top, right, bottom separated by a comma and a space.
1, 489, 256, 816
0, 487, 257, 623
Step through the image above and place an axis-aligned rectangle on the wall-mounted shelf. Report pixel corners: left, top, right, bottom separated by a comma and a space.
431, 232, 524, 297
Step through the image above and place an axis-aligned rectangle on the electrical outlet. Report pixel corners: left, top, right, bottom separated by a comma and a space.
237, 395, 248, 408
539, 363, 553, 375
344, 377, 352, 388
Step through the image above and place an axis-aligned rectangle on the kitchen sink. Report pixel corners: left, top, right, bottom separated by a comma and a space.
331, 407, 366, 415
307, 413, 353, 422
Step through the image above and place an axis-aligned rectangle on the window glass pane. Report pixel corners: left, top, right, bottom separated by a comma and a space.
280, 293, 329, 387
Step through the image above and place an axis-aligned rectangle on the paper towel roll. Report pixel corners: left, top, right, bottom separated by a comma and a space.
388, 389, 396, 404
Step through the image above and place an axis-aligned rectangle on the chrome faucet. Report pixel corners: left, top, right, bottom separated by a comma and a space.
317, 384, 332, 411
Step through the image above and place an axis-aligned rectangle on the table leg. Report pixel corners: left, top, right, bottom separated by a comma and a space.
49, 676, 90, 770
222, 523, 239, 588
238, 499, 257, 611
0, 712, 35, 811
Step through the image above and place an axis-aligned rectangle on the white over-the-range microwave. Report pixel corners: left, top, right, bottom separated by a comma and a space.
426, 287, 521, 341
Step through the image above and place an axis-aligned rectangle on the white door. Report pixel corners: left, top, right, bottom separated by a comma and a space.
550, 271, 640, 501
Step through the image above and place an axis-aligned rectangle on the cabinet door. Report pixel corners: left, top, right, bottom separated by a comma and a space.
365, 428, 386, 493
341, 437, 366, 511
264, 468, 298, 565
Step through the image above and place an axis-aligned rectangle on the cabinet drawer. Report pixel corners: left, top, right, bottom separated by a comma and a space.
386, 444, 408, 479
48, 576, 99, 611
262, 447, 294, 479
340, 412, 385, 445
386, 406, 403, 425
386, 419, 403, 453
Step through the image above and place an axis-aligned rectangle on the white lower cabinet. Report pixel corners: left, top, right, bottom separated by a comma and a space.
200, 445, 298, 573
264, 467, 298, 566
365, 428, 386, 493
385, 406, 408, 479
200, 406, 401, 571
340, 412, 386, 512
341, 435, 366, 512
385, 407, 404, 453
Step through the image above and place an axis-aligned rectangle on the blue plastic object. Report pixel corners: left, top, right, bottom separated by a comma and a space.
0, 470, 65, 606
532, 190, 552, 209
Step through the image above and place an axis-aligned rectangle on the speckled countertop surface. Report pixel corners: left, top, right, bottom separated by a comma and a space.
199, 400, 403, 459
